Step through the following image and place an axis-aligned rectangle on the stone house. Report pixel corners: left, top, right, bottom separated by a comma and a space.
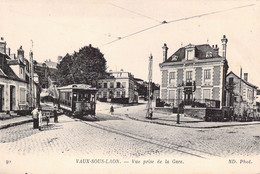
226, 71, 258, 117
0, 38, 39, 112
97, 70, 138, 103
159, 35, 229, 111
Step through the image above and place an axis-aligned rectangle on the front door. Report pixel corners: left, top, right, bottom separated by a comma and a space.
10, 86, 15, 111
184, 89, 192, 105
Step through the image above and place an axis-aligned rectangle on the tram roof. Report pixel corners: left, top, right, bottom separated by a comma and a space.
57, 84, 97, 91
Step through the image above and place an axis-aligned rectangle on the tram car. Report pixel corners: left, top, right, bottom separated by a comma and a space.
57, 84, 98, 117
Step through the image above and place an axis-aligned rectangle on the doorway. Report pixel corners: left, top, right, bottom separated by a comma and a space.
10, 85, 15, 111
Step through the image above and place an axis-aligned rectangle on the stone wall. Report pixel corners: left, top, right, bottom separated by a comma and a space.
184, 107, 223, 121
184, 108, 206, 120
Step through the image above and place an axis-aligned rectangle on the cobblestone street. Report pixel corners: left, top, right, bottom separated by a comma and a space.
1, 111, 260, 158
1, 109, 260, 174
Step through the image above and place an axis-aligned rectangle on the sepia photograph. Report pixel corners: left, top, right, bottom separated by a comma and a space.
0, 0, 260, 173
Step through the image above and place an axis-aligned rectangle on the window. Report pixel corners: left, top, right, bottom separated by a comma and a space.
204, 69, 211, 80
186, 71, 192, 82
116, 91, 120, 98
98, 83, 102, 88
122, 82, 126, 88
203, 89, 211, 99
228, 78, 233, 84
169, 72, 175, 84
169, 90, 175, 100
103, 83, 107, 88
110, 82, 114, 88
206, 51, 212, 58
187, 50, 194, 60
122, 91, 126, 98
116, 82, 121, 88
20, 88, 26, 104
103, 91, 107, 98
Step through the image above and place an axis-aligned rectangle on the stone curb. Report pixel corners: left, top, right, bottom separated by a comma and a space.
0, 118, 33, 130
122, 114, 260, 129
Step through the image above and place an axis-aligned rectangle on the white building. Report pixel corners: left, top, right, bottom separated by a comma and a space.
97, 70, 138, 103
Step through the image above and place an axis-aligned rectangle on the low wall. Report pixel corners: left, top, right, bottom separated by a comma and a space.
184, 108, 206, 120
184, 107, 223, 121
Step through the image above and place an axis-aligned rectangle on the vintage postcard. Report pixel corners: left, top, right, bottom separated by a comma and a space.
0, 0, 260, 173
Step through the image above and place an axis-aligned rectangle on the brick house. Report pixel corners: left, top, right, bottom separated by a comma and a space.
97, 70, 138, 103
159, 35, 229, 110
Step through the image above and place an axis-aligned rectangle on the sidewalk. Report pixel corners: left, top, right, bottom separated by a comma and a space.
0, 115, 32, 129
100, 104, 260, 129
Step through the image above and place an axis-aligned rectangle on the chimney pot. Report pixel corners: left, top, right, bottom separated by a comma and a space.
162, 43, 168, 62
244, 73, 248, 82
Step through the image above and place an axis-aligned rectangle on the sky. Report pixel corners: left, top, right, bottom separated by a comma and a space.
1, 0, 260, 86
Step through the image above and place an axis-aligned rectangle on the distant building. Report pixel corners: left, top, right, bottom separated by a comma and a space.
226, 71, 258, 117
0, 38, 39, 111
159, 35, 229, 109
97, 70, 138, 103
44, 59, 58, 69
34, 61, 58, 89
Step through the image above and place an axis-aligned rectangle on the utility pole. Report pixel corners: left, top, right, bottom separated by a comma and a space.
146, 54, 153, 119
29, 40, 35, 109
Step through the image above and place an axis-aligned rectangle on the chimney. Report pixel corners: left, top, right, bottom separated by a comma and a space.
213, 44, 219, 55
221, 35, 228, 58
162, 43, 168, 62
0, 37, 6, 54
6, 48, 11, 56
244, 73, 248, 82
17, 46, 25, 62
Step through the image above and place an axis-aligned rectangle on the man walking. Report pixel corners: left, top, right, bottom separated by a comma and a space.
31, 107, 38, 129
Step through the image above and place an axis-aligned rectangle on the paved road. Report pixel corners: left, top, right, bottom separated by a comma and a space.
1, 112, 260, 159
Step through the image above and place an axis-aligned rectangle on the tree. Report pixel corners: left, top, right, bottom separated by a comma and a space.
56, 45, 107, 87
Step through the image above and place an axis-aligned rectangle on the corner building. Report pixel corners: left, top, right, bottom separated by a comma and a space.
159, 35, 229, 109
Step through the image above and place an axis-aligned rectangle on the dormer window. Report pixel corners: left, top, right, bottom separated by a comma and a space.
171, 55, 178, 61
206, 51, 212, 58
185, 44, 195, 60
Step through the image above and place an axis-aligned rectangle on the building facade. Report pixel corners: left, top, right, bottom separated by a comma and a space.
226, 71, 258, 117
159, 35, 229, 109
97, 70, 138, 103
0, 38, 39, 112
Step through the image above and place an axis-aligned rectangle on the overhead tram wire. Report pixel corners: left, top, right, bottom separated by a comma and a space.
102, 3, 256, 46
108, 2, 162, 23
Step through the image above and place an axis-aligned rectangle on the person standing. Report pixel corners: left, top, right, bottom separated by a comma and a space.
38, 107, 43, 131
110, 105, 114, 115
54, 106, 58, 123
31, 107, 38, 129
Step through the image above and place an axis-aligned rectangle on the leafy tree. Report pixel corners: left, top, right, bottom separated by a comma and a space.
56, 45, 107, 87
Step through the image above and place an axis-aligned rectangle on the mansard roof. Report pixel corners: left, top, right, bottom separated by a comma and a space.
164, 44, 221, 62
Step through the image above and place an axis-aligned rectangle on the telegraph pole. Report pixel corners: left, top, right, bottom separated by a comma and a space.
146, 54, 153, 119
29, 40, 35, 109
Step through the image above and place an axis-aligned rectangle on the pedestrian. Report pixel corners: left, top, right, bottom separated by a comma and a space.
31, 107, 38, 129
110, 105, 114, 115
54, 106, 58, 123
38, 107, 43, 131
